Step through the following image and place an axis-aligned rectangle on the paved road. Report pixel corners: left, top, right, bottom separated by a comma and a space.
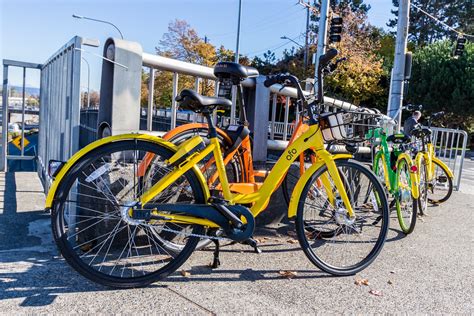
0, 170, 473, 314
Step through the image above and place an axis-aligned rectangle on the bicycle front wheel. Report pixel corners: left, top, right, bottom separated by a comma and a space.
427, 160, 453, 204
395, 157, 417, 234
295, 159, 389, 276
51, 139, 206, 288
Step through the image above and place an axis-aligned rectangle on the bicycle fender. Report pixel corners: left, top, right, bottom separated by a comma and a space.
287, 154, 352, 219
398, 152, 419, 199
45, 133, 210, 209
432, 157, 454, 178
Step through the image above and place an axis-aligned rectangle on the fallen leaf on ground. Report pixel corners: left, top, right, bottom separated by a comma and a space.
387, 280, 393, 285
180, 270, 191, 277
369, 290, 383, 296
287, 239, 298, 244
354, 278, 370, 286
278, 270, 297, 279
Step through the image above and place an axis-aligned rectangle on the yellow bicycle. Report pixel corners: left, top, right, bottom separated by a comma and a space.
46, 49, 390, 288
412, 112, 454, 215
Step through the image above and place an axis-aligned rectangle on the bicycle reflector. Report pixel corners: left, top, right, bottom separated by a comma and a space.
48, 160, 66, 179
453, 37, 466, 57
410, 165, 418, 173
329, 16, 343, 43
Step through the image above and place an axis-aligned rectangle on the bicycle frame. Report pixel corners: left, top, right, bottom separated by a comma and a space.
372, 128, 419, 198
414, 138, 454, 182
138, 123, 354, 227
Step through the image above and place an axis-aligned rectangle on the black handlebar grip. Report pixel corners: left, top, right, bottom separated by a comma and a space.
319, 48, 339, 68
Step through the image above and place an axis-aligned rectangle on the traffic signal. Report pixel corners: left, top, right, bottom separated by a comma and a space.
329, 16, 343, 43
453, 37, 466, 57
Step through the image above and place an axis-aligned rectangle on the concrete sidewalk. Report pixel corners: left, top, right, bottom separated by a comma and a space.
0, 170, 473, 314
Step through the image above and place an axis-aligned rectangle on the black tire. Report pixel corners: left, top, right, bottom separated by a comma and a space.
395, 157, 417, 235
418, 156, 429, 215
51, 139, 206, 288
295, 159, 389, 276
427, 160, 453, 204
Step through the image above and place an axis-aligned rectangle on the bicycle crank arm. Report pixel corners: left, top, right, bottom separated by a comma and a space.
134, 203, 255, 242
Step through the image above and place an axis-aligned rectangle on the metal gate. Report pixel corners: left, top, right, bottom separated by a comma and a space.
37, 36, 83, 191
431, 127, 468, 191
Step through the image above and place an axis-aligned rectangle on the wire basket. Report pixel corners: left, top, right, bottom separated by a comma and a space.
319, 109, 383, 143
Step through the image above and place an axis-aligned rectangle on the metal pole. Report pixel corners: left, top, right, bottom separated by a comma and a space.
387, 0, 410, 132
147, 68, 155, 131
283, 96, 290, 141
303, 5, 310, 77
82, 57, 90, 107
171, 72, 179, 129
235, 0, 242, 63
270, 94, 277, 140
1, 65, 8, 171
314, 0, 330, 94
20, 67, 26, 156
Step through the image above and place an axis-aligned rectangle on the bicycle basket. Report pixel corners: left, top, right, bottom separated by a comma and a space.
320, 109, 382, 143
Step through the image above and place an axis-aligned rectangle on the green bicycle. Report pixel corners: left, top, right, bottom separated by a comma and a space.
370, 126, 419, 234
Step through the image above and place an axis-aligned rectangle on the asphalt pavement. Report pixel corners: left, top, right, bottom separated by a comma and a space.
0, 166, 473, 314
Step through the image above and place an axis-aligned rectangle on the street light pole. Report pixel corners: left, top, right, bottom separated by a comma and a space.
235, 0, 242, 63
72, 14, 124, 39
280, 36, 303, 47
303, 5, 310, 78
81, 57, 90, 107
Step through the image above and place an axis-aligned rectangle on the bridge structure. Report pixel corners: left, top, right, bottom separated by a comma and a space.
0, 36, 469, 193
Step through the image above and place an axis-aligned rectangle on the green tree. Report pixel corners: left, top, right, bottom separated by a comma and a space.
388, 0, 473, 47
406, 40, 474, 130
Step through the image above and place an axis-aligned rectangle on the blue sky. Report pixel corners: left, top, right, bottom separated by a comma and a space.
0, 0, 395, 90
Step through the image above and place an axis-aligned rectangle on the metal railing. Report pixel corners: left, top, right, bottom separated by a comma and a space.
431, 127, 468, 191
1, 60, 42, 171
37, 36, 83, 191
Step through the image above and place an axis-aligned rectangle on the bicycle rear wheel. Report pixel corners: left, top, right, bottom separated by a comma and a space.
427, 160, 453, 204
51, 139, 205, 288
295, 159, 389, 276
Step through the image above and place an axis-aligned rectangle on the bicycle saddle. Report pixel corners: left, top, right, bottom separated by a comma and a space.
175, 89, 232, 113
387, 133, 411, 144
214, 62, 259, 83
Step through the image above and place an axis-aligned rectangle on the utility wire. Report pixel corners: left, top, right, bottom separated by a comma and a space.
411, 3, 474, 39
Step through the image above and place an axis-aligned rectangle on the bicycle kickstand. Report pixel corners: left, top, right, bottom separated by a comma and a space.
243, 237, 262, 254
211, 239, 221, 269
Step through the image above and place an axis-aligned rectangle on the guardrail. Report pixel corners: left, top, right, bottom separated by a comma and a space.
431, 127, 468, 191
100, 38, 396, 161
1, 60, 42, 171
